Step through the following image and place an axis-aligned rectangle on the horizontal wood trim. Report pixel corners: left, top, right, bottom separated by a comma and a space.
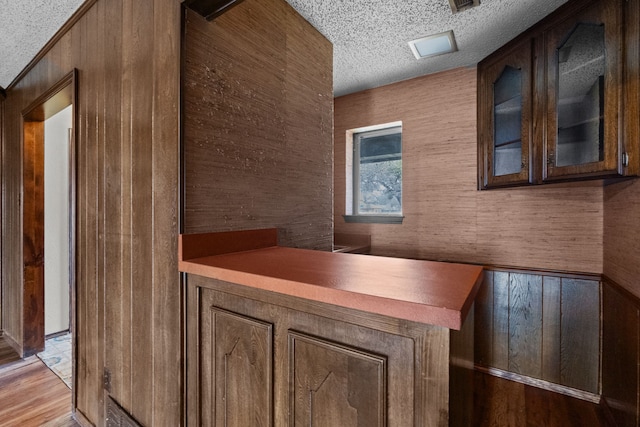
475, 365, 601, 404
483, 264, 602, 282
179, 228, 278, 261
6, 0, 97, 91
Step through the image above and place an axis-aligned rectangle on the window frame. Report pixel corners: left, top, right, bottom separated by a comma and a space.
344, 122, 404, 224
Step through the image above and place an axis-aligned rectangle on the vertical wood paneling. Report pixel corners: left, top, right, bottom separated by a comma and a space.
151, 0, 181, 424
560, 279, 600, 392
1, 0, 181, 425
476, 269, 601, 394
130, 0, 155, 423
602, 281, 640, 427
508, 273, 543, 377
182, 0, 333, 251
492, 271, 509, 371
541, 276, 561, 383
103, 0, 125, 404
474, 270, 493, 366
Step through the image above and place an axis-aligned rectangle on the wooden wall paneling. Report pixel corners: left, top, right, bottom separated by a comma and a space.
151, 0, 181, 424
129, 0, 155, 423
103, 0, 125, 406
602, 281, 640, 427
508, 273, 543, 377
182, 0, 333, 250
78, 7, 102, 422
475, 269, 601, 394
2, 85, 22, 354
492, 271, 509, 371
475, 270, 493, 366
2, 0, 182, 424
541, 276, 561, 383
560, 278, 600, 393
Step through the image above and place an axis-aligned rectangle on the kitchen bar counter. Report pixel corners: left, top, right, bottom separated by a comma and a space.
181, 228, 481, 426
179, 228, 483, 330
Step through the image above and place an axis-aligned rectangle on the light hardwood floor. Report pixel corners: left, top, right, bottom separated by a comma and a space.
0, 336, 77, 427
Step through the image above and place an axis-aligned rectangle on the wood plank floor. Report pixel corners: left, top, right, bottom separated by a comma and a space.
0, 355, 78, 426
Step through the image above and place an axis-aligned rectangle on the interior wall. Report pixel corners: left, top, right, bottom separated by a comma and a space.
603, 180, 640, 295
1, 0, 181, 425
44, 105, 72, 336
334, 67, 603, 274
182, 0, 333, 250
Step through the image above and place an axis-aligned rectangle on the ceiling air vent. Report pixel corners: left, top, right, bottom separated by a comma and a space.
449, 0, 480, 14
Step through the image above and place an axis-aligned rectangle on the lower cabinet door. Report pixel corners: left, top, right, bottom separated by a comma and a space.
201, 307, 274, 427
288, 331, 386, 427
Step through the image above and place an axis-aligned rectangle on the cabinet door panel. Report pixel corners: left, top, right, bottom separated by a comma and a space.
288, 331, 386, 427
202, 307, 273, 427
544, 0, 621, 180
479, 39, 533, 189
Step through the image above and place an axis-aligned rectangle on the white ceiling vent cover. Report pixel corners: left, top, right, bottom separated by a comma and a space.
449, 0, 480, 14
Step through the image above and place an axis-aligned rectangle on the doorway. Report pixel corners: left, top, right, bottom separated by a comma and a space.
21, 70, 76, 392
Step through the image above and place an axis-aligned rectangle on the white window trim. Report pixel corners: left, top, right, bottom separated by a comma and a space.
344, 121, 404, 223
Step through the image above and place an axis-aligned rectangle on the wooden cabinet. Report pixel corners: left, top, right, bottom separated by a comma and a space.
478, 0, 630, 189
186, 274, 475, 426
478, 39, 533, 188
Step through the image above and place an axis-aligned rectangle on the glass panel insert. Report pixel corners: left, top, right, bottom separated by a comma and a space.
493, 66, 523, 176
556, 23, 605, 167
354, 127, 402, 215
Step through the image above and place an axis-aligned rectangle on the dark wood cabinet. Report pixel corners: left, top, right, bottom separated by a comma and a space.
478, 39, 533, 188
186, 274, 475, 426
478, 0, 630, 189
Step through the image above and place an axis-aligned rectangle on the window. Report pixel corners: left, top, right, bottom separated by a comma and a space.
345, 123, 403, 224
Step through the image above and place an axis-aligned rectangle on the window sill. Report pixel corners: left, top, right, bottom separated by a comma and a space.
343, 215, 404, 224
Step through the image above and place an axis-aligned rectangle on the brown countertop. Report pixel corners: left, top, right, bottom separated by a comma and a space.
179, 229, 484, 330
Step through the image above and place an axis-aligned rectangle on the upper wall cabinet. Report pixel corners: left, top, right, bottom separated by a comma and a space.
478, 0, 630, 189
478, 39, 533, 188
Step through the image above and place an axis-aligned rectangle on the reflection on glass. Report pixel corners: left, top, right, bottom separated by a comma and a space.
556, 23, 605, 167
493, 66, 523, 176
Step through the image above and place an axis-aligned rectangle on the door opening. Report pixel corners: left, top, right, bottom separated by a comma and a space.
21, 70, 77, 398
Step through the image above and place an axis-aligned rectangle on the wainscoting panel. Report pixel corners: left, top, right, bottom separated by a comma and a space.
602, 279, 640, 427
475, 269, 600, 394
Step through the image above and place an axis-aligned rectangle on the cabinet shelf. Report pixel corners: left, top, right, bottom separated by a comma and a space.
559, 115, 603, 130
495, 138, 522, 149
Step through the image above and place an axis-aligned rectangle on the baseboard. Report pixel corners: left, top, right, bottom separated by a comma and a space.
73, 408, 95, 427
599, 396, 619, 427
2, 331, 22, 358
475, 364, 601, 404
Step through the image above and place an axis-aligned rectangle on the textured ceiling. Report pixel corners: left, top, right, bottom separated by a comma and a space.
0, 0, 568, 95
0, 0, 85, 89
285, 0, 568, 96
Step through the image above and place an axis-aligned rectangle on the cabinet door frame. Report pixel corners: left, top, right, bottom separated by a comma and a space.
543, 0, 622, 181
478, 39, 533, 189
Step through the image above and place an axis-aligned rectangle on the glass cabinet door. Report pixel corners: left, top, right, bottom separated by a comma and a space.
544, 0, 620, 180
479, 40, 532, 188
